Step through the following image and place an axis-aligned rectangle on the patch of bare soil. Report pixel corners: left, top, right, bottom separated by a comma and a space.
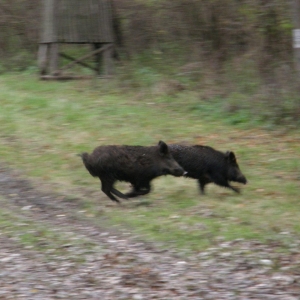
0, 164, 300, 299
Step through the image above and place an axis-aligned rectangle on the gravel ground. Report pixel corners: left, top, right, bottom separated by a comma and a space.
0, 165, 300, 300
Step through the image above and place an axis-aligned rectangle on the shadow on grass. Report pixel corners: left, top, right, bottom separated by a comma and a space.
133, 200, 153, 207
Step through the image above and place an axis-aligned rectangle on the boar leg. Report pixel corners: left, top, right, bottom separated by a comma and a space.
126, 183, 151, 198
215, 177, 241, 193
198, 176, 211, 195
111, 187, 128, 200
100, 179, 120, 202
209, 174, 240, 193
228, 184, 240, 193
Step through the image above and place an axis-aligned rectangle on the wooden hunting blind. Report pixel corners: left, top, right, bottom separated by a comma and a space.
38, 0, 115, 79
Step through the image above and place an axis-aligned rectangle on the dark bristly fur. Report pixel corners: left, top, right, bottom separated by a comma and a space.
169, 144, 247, 194
79, 141, 185, 203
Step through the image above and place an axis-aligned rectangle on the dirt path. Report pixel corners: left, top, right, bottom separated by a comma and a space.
0, 165, 300, 299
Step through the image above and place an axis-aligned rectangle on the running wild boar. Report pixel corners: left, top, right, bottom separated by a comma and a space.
79, 141, 185, 202
169, 144, 247, 194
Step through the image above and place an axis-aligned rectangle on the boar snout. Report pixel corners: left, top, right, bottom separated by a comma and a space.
162, 166, 185, 177
173, 167, 186, 177
239, 175, 247, 185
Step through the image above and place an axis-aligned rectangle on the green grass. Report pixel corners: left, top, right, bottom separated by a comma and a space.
0, 73, 299, 252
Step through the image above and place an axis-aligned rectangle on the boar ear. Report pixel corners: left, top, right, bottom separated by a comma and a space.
158, 140, 169, 155
226, 151, 236, 162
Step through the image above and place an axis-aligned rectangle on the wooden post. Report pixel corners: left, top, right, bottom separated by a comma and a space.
93, 43, 103, 75
103, 43, 114, 76
292, 0, 300, 75
37, 44, 49, 75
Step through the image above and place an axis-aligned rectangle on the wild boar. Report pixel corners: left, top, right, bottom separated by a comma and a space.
79, 141, 185, 202
169, 144, 247, 194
